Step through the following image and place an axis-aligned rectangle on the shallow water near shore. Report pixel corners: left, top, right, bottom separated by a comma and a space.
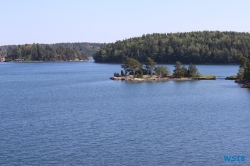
0, 62, 250, 165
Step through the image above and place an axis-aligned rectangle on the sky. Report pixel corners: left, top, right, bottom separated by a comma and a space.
1, 0, 250, 46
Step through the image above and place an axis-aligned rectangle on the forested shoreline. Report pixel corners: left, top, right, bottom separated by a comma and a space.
0, 42, 103, 62
93, 31, 250, 64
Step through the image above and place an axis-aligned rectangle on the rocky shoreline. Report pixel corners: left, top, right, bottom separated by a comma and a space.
110, 75, 250, 88
235, 79, 250, 88
110, 75, 215, 82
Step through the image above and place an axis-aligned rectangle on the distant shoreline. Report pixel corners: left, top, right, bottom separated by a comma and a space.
94, 61, 240, 65
4, 60, 89, 63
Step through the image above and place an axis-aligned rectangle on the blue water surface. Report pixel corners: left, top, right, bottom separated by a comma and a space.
0, 62, 249, 165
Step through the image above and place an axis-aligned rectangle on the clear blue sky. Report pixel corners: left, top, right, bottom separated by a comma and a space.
1, 0, 250, 46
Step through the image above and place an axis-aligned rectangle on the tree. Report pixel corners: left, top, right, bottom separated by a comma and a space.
121, 58, 141, 77
144, 57, 156, 75
187, 63, 198, 77
236, 53, 250, 80
121, 70, 124, 76
237, 67, 244, 80
237, 53, 248, 68
114, 72, 120, 77
136, 69, 143, 78
181, 65, 188, 77
244, 62, 250, 80
155, 66, 170, 77
173, 61, 183, 78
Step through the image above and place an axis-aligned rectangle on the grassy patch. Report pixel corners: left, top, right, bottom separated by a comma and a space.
197, 74, 216, 79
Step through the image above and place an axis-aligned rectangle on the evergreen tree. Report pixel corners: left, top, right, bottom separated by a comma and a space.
188, 63, 198, 77
145, 57, 157, 75
173, 61, 183, 78
181, 66, 188, 77
136, 69, 143, 78
237, 53, 250, 80
237, 67, 244, 80
155, 66, 170, 77
121, 58, 141, 77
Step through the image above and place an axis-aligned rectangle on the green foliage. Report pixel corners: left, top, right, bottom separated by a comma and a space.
237, 53, 248, 68
51, 43, 102, 56
155, 66, 170, 77
236, 53, 250, 80
93, 31, 250, 64
121, 58, 141, 76
144, 57, 157, 75
114, 72, 120, 77
172, 61, 200, 78
173, 61, 183, 78
187, 63, 199, 77
118, 59, 202, 79
5, 44, 89, 61
1, 43, 103, 60
244, 62, 250, 80
136, 69, 144, 78
173, 61, 200, 78
237, 67, 244, 80
181, 66, 188, 77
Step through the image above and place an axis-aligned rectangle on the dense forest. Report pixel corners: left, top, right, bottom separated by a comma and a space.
93, 31, 250, 64
0, 42, 103, 61
48, 42, 103, 56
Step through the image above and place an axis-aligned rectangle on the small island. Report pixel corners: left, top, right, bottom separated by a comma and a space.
110, 54, 250, 88
110, 58, 216, 82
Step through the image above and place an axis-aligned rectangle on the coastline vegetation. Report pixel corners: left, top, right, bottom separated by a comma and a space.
234, 54, 250, 88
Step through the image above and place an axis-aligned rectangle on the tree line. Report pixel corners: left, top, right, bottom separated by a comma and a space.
49, 42, 103, 56
93, 31, 250, 64
5, 44, 88, 61
0, 42, 103, 61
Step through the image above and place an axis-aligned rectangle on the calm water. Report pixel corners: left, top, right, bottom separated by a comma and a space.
0, 62, 250, 165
